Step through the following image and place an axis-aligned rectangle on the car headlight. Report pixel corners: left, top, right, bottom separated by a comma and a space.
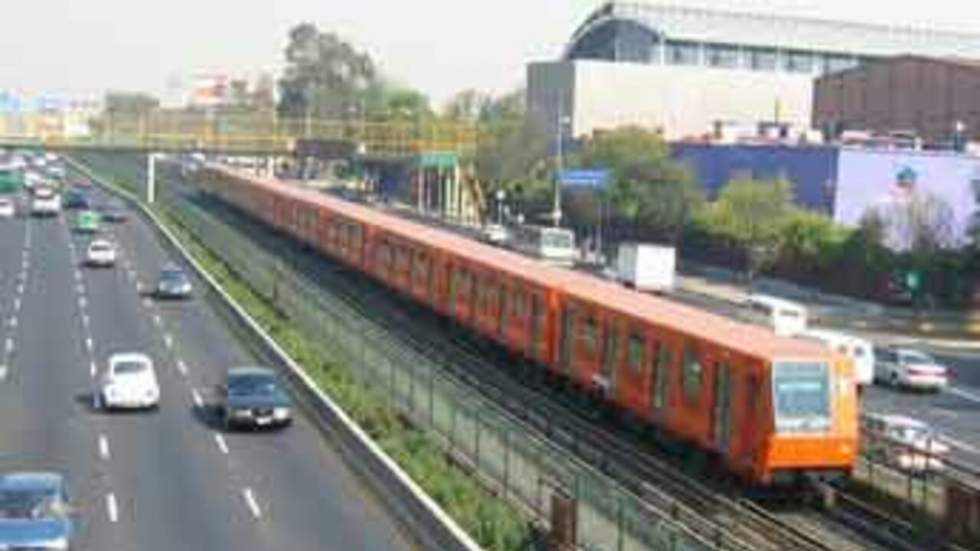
46, 535, 69, 550
273, 407, 290, 419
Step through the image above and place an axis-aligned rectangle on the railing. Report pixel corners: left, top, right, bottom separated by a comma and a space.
0, 112, 481, 157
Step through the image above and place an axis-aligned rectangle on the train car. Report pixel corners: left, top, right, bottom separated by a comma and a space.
194, 166, 858, 485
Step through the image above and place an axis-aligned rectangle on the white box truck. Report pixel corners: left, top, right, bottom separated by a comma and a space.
616, 243, 676, 292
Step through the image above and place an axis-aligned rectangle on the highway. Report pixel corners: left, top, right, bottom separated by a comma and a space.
0, 185, 418, 550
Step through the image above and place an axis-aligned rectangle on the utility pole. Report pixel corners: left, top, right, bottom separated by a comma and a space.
553, 92, 569, 227
147, 153, 158, 204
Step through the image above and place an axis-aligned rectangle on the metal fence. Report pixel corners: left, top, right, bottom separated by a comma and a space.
151, 170, 716, 551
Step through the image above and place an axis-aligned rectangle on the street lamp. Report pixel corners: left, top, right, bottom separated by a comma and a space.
553, 97, 572, 228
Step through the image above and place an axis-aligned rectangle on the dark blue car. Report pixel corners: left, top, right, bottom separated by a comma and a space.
219, 367, 292, 430
0, 471, 73, 550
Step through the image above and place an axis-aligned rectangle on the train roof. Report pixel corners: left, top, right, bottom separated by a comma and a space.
216, 167, 829, 362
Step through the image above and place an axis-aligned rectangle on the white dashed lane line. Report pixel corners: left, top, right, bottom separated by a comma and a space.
98, 434, 110, 460
152, 314, 161, 327
163, 334, 174, 350
214, 434, 229, 455
242, 487, 262, 520
84, 337, 93, 353
176, 360, 188, 376
90, 361, 97, 378
4, 338, 12, 355
106, 493, 119, 523
190, 388, 204, 409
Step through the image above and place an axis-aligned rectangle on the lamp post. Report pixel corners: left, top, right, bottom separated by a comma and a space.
553, 94, 571, 227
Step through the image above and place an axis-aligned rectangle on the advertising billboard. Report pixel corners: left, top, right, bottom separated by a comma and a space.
834, 149, 980, 250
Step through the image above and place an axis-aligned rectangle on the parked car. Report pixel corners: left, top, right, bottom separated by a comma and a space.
874, 346, 949, 391
862, 413, 950, 473
155, 265, 193, 299
0, 197, 15, 218
85, 239, 117, 268
0, 471, 74, 550
95, 352, 160, 411
217, 367, 292, 430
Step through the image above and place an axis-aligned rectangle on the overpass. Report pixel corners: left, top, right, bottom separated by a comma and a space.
0, 111, 479, 158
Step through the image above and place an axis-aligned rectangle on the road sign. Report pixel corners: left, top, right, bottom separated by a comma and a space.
559, 169, 611, 189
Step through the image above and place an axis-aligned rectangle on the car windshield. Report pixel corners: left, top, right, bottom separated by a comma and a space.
114, 360, 148, 375
228, 374, 279, 396
901, 350, 935, 364
772, 361, 831, 433
91, 243, 112, 252
0, 486, 59, 520
161, 269, 187, 282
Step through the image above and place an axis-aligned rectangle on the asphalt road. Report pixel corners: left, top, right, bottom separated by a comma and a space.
0, 185, 419, 550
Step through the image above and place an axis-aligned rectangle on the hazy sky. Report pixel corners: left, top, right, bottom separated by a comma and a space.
4, 0, 980, 106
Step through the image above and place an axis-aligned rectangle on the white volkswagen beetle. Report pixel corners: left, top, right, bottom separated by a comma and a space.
95, 352, 160, 411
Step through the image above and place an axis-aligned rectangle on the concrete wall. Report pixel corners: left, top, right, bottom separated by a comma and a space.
814, 57, 980, 143
528, 60, 815, 140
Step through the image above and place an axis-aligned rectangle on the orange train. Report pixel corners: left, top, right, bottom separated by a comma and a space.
195, 166, 859, 485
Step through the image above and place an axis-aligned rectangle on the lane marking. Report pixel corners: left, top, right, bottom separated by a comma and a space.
152, 314, 162, 327
176, 360, 188, 376
76, 283, 85, 295
948, 386, 980, 405
13, 298, 20, 313
81, 313, 89, 328
75, 271, 82, 282
214, 434, 229, 455
106, 493, 118, 523
163, 334, 173, 350
8, 317, 16, 329
242, 487, 262, 520
0, 365, 7, 381
190, 388, 203, 409
4, 338, 12, 355
141, 297, 151, 309
84, 337, 93, 352
135, 280, 143, 293
90, 361, 97, 378
98, 434, 110, 460
78, 296, 87, 309
16, 284, 23, 295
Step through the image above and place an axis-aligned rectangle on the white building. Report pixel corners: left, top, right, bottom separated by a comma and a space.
528, 2, 980, 140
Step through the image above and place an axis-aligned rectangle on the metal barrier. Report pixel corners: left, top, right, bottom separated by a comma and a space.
143, 162, 715, 551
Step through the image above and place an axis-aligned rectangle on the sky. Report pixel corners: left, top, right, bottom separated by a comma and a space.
4, 0, 980, 107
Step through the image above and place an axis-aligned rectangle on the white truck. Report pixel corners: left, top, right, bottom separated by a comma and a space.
615, 243, 676, 292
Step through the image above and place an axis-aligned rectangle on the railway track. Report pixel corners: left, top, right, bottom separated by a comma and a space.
153, 167, 943, 550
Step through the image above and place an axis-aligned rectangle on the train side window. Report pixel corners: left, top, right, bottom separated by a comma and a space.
559, 306, 576, 369
652, 342, 672, 411
531, 293, 545, 351
499, 286, 509, 336
448, 266, 460, 305
628, 332, 646, 373
683, 345, 703, 403
582, 317, 599, 355
350, 224, 363, 252
713, 362, 733, 450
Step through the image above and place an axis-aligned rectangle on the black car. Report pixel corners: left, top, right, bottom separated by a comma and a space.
218, 367, 292, 430
61, 189, 90, 210
99, 200, 128, 223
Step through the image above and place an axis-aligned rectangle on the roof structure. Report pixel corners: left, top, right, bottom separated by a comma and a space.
568, 1, 980, 59
228, 167, 827, 361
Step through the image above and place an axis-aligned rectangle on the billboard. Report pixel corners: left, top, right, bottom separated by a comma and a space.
834, 149, 980, 250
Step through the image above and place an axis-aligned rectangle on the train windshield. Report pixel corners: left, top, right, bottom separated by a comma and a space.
772, 361, 831, 433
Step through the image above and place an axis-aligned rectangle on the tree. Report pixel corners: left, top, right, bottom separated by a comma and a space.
574, 127, 701, 244
443, 89, 488, 122
698, 178, 795, 279
104, 92, 159, 115
277, 23, 379, 119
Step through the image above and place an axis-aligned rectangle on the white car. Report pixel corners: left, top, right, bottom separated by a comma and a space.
0, 197, 14, 218
862, 413, 950, 473
31, 187, 61, 217
95, 353, 160, 410
86, 239, 117, 267
874, 346, 949, 391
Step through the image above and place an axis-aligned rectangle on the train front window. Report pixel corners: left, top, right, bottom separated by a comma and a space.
772, 361, 831, 433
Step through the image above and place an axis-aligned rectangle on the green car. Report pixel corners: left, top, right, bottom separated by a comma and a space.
0, 167, 23, 194
76, 210, 101, 233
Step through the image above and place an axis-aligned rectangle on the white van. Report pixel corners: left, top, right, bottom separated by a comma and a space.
798, 329, 874, 386
747, 294, 808, 337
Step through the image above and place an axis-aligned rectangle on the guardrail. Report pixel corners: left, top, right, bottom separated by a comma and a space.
65, 157, 484, 551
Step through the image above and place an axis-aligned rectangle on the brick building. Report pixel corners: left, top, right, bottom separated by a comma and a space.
813, 56, 980, 144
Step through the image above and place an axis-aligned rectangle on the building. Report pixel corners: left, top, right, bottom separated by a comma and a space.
814, 56, 980, 145
527, 2, 980, 141
672, 144, 980, 250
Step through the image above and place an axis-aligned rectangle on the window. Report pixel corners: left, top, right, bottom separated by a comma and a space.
532, 294, 546, 354
705, 43, 739, 68
602, 322, 620, 381
784, 50, 814, 73
413, 252, 429, 285
582, 317, 600, 354
746, 47, 778, 71
666, 40, 700, 65
652, 342, 672, 411
350, 224, 363, 252
772, 362, 831, 433
628, 332, 646, 373
511, 290, 526, 318
376, 241, 392, 269
683, 346, 703, 402
713, 363, 733, 449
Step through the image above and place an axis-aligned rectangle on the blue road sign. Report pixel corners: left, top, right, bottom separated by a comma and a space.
559, 169, 611, 189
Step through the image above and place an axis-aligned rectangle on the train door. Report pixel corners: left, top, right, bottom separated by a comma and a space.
600, 318, 620, 397
558, 305, 575, 373
712, 362, 734, 454
649, 340, 673, 422
530, 292, 547, 363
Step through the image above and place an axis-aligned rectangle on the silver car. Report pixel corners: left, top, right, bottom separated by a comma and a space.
0, 471, 73, 550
